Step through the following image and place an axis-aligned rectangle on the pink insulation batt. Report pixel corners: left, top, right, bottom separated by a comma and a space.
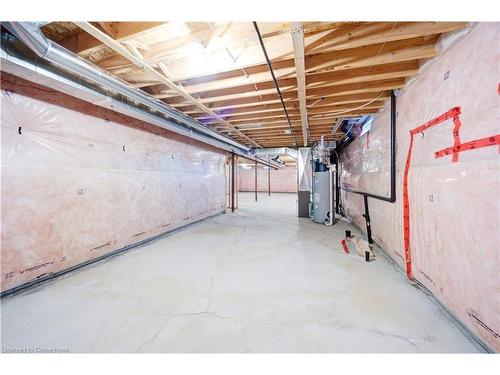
238, 165, 297, 193
339, 23, 500, 351
1, 74, 227, 292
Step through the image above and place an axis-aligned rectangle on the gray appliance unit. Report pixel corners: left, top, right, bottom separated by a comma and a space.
311, 161, 331, 224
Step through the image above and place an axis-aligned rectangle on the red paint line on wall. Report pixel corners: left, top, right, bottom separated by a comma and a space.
403, 107, 461, 279
451, 115, 462, 162
410, 107, 461, 135
402, 134, 415, 278
435, 134, 500, 159
341, 239, 350, 254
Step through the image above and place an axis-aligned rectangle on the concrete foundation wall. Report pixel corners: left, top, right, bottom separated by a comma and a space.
0, 74, 227, 292
238, 165, 297, 192
339, 23, 500, 351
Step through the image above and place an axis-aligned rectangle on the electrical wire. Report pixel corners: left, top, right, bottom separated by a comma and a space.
312, 91, 384, 117
253, 21, 298, 147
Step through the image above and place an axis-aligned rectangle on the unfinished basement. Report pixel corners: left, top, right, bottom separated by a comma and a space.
0, 19, 499, 357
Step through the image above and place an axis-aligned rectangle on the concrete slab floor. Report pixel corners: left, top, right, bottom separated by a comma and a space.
1, 193, 482, 353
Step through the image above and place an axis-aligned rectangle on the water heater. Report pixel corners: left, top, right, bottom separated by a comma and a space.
312, 161, 331, 224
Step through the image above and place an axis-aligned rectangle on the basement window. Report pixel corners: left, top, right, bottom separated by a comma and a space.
359, 116, 373, 137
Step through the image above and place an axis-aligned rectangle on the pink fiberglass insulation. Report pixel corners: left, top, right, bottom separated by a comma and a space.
339, 23, 500, 351
0, 74, 227, 292
238, 165, 297, 193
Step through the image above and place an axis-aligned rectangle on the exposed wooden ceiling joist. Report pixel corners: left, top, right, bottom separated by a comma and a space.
74, 21, 261, 148
175, 91, 390, 114
59, 22, 167, 54
41, 21, 467, 148
291, 22, 309, 146
305, 22, 467, 53
122, 35, 434, 94
178, 78, 405, 107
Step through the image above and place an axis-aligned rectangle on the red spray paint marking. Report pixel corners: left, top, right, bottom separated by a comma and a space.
341, 239, 350, 254
403, 91, 500, 279
403, 107, 461, 279
451, 115, 462, 162
435, 134, 500, 158
402, 134, 415, 278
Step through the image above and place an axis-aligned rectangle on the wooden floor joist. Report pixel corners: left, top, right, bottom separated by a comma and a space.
39, 21, 468, 147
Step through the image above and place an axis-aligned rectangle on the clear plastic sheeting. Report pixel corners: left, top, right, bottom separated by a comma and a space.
339, 110, 391, 197
1, 83, 227, 292
339, 23, 500, 351
238, 165, 297, 193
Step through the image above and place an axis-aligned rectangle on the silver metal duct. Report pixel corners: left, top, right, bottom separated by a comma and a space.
252, 147, 298, 160
297, 148, 312, 192
0, 22, 281, 169
1, 23, 243, 150
297, 147, 312, 217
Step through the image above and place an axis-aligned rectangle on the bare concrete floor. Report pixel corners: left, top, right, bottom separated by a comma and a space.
1, 193, 481, 353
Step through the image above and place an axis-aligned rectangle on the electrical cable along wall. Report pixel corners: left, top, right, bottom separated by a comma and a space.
338, 23, 500, 352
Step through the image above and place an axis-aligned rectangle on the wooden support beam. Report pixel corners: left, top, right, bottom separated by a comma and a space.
305, 22, 467, 53
193, 101, 301, 117
159, 77, 297, 100
177, 91, 389, 115
74, 22, 261, 148
125, 44, 144, 59
307, 101, 385, 115
121, 39, 150, 50
211, 108, 378, 128
144, 42, 430, 109
306, 60, 419, 86
305, 23, 370, 52
97, 22, 117, 38
231, 152, 235, 212
198, 108, 299, 120
102, 31, 433, 92
198, 102, 384, 123
182, 78, 405, 108
173, 59, 417, 101
305, 36, 438, 73
59, 22, 167, 54
291, 22, 309, 146
96, 23, 294, 76
157, 62, 173, 79
255, 159, 258, 202
51, 21, 457, 150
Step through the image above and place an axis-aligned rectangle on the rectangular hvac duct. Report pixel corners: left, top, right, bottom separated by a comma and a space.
297, 147, 311, 217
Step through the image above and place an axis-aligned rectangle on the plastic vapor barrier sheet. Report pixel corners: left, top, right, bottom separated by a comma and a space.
1, 78, 227, 293
339, 23, 500, 351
